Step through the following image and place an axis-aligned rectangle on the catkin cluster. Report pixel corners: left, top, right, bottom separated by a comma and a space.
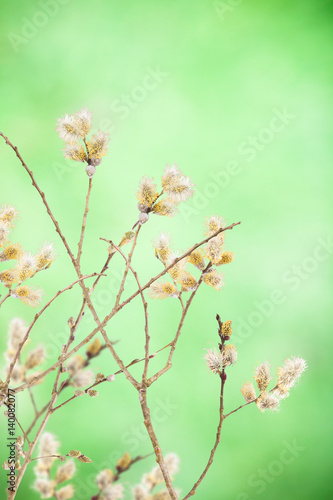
149, 215, 234, 299
3, 318, 45, 387
0, 205, 55, 307
56, 107, 110, 177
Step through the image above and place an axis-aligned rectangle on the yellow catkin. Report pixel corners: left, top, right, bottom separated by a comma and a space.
215, 251, 234, 266
0, 243, 23, 261
86, 338, 102, 357
116, 452, 131, 471
222, 320, 232, 337
187, 249, 206, 270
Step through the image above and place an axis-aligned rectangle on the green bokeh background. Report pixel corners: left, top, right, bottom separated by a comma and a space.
0, 0, 332, 498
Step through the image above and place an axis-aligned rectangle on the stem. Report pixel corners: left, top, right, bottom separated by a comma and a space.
139, 385, 178, 500
182, 372, 226, 499
0, 291, 11, 308
77, 177, 93, 265
113, 226, 141, 311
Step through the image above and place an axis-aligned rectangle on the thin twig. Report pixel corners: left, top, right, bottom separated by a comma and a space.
77, 177, 93, 265
0, 291, 11, 308
182, 371, 226, 499
112, 226, 141, 310
100, 238, 150, 379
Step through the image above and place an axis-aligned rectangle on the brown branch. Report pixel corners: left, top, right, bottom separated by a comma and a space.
0, 291, 11, 308
182, 371, 226, 499
77, 177, 93, 265
100, 238, 150, 379
112, 226, 141, 311
139, 385, 178, 500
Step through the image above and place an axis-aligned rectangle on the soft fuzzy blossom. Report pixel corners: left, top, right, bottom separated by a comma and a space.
7, 318, 27, 358
142, 453, 179, 490
25, 345, 46, 370
56, 108, 92, 143
0, 204, 18, 227
241, 382, 257, 403
63, 143, 88, 163
55, 460, 76, 484
202, 269, 224, 290
36, 242, 56, 270
17, 252, 36, 281
276, 357, 307, 392
56, 485, 75, 500
161, 164, 194, 203
96, 469, 114, 490
256, 391, 280, 412
205, 348, 223, 374
205, 346, 237, 374
152, 199, 177, 217
100, 483, 124, 500
153, 233, 171, 264
36, 432, 60, 474
137, 177, 159, 209
254, 362, 271, 392
177, 271, 197, 292
33, 478, 54, 498
204, 215, 225, 236
12, 286, 42, 307
87, 131, 110, 163
0, 243, 23, 261
149, 281, 178, 299
0, 220, 10, 246
187, 249, 206, 270
72, 369, 94, 388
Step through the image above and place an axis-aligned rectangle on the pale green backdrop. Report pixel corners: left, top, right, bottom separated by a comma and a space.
0, 0, 332, 499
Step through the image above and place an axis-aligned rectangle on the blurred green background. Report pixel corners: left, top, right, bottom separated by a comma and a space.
0, 0, 332, 498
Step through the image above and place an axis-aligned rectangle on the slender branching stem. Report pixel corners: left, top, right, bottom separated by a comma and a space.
77, 177, 93, 266
182, 372, 226, 499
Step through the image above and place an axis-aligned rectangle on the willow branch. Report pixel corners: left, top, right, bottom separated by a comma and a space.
0, 291, 11, 308
100, 238, 150, 379
77, 177, 93, 265
182, 371, 226, 499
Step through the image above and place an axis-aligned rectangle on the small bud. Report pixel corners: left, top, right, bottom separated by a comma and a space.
85, 165, 96, 177
77, 454, 92, 463
138, 212, 149, 225
221, 320, 232, 337
95, 372, 105, 382
87, 389, 98, 397
106, 374, 115, 382
67, 317, 75, 329
86, 338, 102, 357
88, 157, 102, 166
68, 450, 81, 458
74, 390, 84, 397
116, 452, 131, 471
58, 455, 67, 462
